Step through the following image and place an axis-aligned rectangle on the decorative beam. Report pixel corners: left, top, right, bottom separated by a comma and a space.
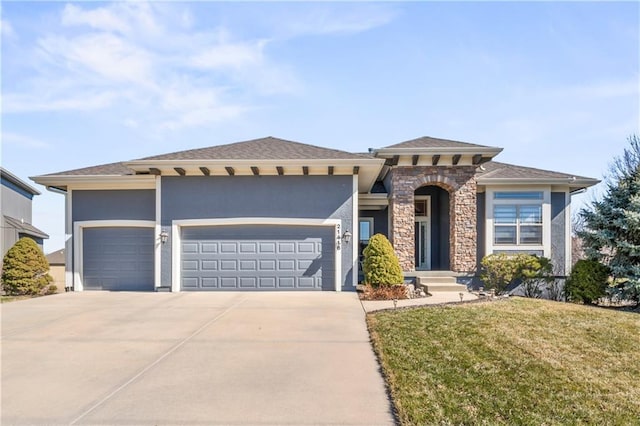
174, 167, 186, 176
472, 154, 483, 165
412, 155, 419, 166
251, 166, 260, 176
353, 166, 360, 175
302, 166, 309, 175
328, 166, 334, 175
225, 166, 235, 176
452, 154, 461, 165
199, 167, 210, 176
276, 166, 284, 176
432, 155, 440, 166
149, 168, 161, 175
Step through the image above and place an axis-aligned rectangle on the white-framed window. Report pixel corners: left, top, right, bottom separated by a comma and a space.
359, 218, 374, 244
493, 191, 544, 246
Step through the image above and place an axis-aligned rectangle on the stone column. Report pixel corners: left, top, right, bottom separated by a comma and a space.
449, 172, 477, 273
389, 177, 415, 271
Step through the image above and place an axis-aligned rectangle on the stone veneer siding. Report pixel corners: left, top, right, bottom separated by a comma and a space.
389, 166, 478, 272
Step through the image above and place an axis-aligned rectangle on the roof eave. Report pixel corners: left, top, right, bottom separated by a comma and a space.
123, 158, 384, 170
372, 147, 503, 157
1, 168, 41, 195
30, 175, 156, 191
477, 177, 601, 188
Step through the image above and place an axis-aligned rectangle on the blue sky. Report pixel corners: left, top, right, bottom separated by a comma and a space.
2, 1, 639, 253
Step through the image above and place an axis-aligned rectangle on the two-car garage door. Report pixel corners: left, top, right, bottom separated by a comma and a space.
181, 225, 334, 291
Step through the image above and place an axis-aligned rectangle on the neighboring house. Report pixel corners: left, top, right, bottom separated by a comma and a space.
1, 167, 49, 259
31, 136, 599, 292
46, 248, 66, 292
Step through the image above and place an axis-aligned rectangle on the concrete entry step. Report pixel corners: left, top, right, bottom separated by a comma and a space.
415, 272, 468, 293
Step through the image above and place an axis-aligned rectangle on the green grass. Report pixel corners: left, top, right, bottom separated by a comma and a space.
367, 298, 640, 425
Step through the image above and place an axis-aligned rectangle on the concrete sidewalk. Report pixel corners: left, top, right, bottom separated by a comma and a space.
1, 292, 395, 425
360, 291, 479, 312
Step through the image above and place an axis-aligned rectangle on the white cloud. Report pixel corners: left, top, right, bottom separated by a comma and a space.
4, 90, 117, 113
62, 3, 130, 34
38, 33, 155, 85
281, 5, 397, 37
190, 40, 266, 70
2, 132, 51, 149
4, 1, 387, 130
1, 18, 16, 38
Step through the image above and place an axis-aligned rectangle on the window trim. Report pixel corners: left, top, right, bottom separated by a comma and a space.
485, 186, 551, 257
359, 217, 374, 243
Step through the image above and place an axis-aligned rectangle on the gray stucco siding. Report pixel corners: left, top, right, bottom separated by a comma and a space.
72, 190, 156, 222
160, 176, 355, 290
359, 209, 389, 237
551, 192, 568, 276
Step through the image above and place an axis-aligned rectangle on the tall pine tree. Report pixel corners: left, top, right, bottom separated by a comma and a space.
578, 135, 640, 304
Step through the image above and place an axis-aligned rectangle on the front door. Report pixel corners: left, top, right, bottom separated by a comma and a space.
414, 197, 431, 270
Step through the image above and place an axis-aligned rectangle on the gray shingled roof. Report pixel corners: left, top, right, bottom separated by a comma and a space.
384, 136, 492, 149
46, 248, 65, 265
40, 161, 134, 177
478, 161, 594, 181
3, 216, 49, 239
140, 137, 372, 161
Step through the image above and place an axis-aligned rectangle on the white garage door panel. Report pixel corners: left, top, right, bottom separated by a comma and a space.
181, 225, 334, 291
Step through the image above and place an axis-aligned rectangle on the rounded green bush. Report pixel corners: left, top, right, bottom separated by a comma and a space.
1, 237, 53, 296
566, 259, 610, 304
362, 234, 403, 287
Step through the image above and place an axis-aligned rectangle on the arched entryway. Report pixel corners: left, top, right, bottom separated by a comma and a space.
414, 185, 450, 270
389, 166, 478, 273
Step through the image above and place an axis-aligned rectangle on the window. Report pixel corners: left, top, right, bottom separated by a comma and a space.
493, 192, 543, 245
494, 191, 543, 200
359, 218, 374, 244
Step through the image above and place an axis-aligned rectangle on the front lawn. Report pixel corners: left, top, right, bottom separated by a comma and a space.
367, 298, 640, 425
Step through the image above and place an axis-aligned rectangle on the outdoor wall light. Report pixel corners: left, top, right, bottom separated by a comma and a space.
342, 230, 352, 244
159, 229, 169, 244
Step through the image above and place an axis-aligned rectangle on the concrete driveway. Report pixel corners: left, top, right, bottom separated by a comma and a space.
1, 292, 395, 425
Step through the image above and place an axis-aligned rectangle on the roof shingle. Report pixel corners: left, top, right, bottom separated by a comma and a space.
384, 136, 493, 149
478, 161, 594, 181
139, 137, 372, 161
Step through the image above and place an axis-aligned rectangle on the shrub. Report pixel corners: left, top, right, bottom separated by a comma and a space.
361, 283, 408, 300
480, 253, 553, 296
519, 255, 553, 298
565, 259, 610, 304
362, 234, 403, 287
480, 253, 521, 294
1, 237, 53, 296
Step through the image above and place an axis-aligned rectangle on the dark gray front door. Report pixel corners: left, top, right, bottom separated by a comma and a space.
83, 227, 154, 291
181, 225, 334, 291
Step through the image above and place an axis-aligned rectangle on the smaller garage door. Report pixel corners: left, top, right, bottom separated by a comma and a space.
83, 227, 154, 291
181, 225, 335, 291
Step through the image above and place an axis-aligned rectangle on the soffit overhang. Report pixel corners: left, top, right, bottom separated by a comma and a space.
372, 146, 503, 167
122, 158, 385, 192
477, 177, 600, 191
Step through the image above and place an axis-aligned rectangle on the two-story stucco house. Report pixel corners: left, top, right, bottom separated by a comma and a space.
31, 136, 598, 292
1, 167, 49, 259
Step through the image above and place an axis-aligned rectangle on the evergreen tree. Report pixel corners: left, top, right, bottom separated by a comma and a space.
362, 234, 404, 286
578, 135, 640, 304
1, 237, 53, 295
